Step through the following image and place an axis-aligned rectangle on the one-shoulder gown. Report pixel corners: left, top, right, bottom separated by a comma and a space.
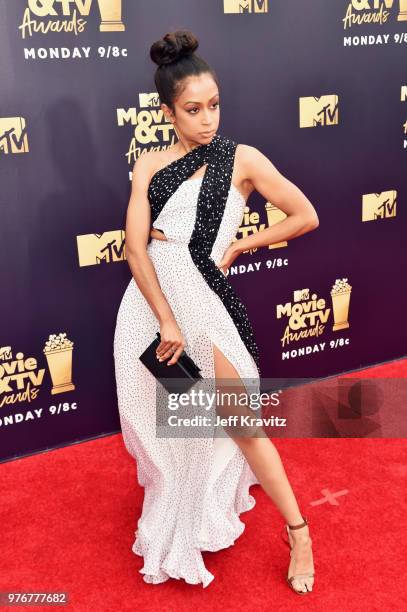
113, 136, 261, 588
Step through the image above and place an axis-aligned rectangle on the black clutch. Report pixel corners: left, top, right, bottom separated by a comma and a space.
139, 331, 203, 394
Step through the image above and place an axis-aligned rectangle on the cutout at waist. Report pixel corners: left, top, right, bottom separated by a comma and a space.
150, 227, 168, 241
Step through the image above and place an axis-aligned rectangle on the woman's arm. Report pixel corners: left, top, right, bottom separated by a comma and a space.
234, 144, 319, 253
216, 145, 319, 275
125, 155, 186, 364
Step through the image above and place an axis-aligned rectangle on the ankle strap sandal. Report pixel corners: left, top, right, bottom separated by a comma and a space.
281, 515, 308, 546
287, 516, 308, 530
281, 516, 315, 595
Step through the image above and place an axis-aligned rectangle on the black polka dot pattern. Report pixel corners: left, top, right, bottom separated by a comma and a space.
148, 133, 261, 376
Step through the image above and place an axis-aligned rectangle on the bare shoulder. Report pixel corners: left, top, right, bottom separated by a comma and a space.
132, 147, 178, 183
132, 150, 157, 178
131, 150, 165, 192
234, 143, 274, 197
235, 143, 269, 173
235, 142, 280, 185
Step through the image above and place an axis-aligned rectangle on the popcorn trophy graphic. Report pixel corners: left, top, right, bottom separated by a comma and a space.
330, 278, 352, 331
398, 0, 407, 20
43, 333, 76, 395
97, 0, 125, 32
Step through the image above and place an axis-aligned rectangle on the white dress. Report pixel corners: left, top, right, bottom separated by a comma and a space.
113, 171, 261, 587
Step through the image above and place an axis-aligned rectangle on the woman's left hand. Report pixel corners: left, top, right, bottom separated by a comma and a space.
216, 244, 240, 276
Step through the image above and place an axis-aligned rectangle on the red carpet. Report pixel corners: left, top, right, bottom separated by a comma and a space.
1, 358, 406, 611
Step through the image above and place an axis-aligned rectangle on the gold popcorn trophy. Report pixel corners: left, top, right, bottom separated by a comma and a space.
43, 333, 76, 395
330, 278, 352, 331
97, 0, 125, 32
398, 0, 407, 20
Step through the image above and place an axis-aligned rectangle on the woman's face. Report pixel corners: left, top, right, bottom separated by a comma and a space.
163, 72, 220, 146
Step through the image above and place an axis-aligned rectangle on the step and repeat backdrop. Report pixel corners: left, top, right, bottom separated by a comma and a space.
1, 1, 406, 461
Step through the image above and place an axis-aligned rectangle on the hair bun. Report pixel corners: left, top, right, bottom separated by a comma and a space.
150, 29, 199, 67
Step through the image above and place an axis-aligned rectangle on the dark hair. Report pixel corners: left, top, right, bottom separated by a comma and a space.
150, 29, 219, 113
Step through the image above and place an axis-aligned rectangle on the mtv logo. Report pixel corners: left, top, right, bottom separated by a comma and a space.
362, 191, 397, 221
0, 346, 12, 360
139, 93, 160, 108
0, 117, 29, 154
76, 231, 126, 266
224, 0, 268, 13
293, 289, 309, 303
299, 95, 339, 127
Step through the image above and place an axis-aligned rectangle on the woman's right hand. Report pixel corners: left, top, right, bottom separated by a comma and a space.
157, 319, 186, 366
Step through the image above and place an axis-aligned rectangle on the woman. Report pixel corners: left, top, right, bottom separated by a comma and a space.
114, 29, 319, 593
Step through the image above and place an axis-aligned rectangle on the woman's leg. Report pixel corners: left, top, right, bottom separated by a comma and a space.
212, 343, 314, 592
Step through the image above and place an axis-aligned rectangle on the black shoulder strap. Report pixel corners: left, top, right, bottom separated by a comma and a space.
147, 133, 261, 374
188, 136, 261, 374
148, 135, 218, 223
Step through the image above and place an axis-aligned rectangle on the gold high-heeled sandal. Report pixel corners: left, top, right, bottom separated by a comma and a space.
281, 515, 315, 594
